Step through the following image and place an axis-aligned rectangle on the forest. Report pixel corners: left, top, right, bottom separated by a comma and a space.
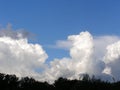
0, 73, 120, 90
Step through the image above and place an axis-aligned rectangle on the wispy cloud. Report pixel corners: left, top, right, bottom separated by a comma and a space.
48, 40, 72, 50
0, 23, 33, 39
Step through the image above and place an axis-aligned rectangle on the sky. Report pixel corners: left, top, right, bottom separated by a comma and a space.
0, 0, 120, 60
1, 0, 120, 83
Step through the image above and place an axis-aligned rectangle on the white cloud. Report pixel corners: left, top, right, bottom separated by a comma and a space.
94, 35, 120, 60
104, 41, 120, 81
42, 31, 120, 83
68, 31, 94, 60
0, 37, 48, 78
0, 25, 120, 83
56, 40, 72, 50
42, 31, 106, 83
0, 25, 48, 80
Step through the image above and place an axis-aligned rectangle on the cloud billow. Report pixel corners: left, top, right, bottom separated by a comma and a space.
0, 25, 120, 83
43, 31, 120, 83
0, 25, 48, 79
43, 31, 107, 83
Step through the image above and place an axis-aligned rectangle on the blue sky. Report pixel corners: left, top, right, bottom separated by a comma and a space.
0, 0, 120, 61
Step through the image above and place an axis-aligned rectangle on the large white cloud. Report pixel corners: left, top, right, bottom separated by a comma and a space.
0, 37, 48, 78
0, 25, 48, 80
1, 25, 120, 83
104, 41, 120, 81
42, 31, 120, 83
42, 31, 106, 83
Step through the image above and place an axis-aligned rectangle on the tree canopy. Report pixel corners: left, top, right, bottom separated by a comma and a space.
0, 73, 120, 90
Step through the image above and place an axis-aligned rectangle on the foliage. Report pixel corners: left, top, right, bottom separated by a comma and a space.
0, 73, 120, 90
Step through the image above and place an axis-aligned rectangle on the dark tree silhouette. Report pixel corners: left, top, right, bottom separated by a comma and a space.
0, 73, 120, 90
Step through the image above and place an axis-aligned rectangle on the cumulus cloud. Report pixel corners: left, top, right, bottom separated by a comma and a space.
1, 25, 120, 83
94, 35, 120, 60
42, 31, 120, 83
104, 41, 120, 81
0, 25, 48, 80
42, 31, 107, 83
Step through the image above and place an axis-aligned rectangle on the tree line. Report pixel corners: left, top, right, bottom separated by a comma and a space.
0, 73, 120, 90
